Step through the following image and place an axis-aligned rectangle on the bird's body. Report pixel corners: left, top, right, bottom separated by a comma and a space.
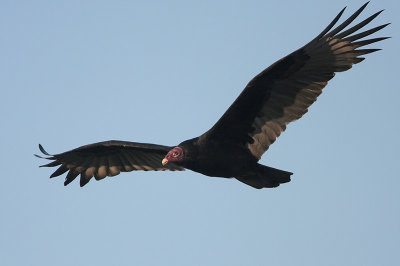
177, 137, 255, 178
36, 3, 389, 189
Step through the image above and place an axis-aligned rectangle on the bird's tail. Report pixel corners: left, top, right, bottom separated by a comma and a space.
236, 164, 292, 189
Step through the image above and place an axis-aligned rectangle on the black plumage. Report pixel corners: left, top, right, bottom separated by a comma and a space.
36, 3, 389, 189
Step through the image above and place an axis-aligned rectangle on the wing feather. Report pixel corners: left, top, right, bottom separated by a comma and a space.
65, 168, 80, 186
50, 165, 68, 178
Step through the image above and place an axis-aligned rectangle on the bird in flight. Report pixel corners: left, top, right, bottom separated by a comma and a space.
36, 3, 389, 189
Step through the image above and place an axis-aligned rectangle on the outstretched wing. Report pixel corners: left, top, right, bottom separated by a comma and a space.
204, 3, 389, 159
35, 140, 184, 187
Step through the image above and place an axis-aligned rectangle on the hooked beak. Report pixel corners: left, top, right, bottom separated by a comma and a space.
162, 158, 168, 166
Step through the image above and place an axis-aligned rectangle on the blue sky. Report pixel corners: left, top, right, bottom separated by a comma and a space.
1, 0, 399, 265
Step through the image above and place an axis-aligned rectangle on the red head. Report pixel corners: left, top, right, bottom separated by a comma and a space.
162, 146, 184, 166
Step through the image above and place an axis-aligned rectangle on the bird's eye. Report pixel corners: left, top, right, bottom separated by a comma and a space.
172, 151, 179, 157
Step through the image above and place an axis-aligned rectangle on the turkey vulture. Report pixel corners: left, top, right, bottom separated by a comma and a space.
36, 3, 389, 189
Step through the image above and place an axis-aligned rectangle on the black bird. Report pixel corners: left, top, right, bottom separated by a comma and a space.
36, 3, 389, 189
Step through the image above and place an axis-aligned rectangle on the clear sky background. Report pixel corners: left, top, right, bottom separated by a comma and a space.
1, 0, 399, 265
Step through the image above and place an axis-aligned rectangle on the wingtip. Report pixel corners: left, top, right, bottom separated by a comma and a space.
378, 23, 391, 31
79, 180, 88, 187
351, 1, 372, 21
38, 144, 51, 156
64, 177, 75, 186
335, 5, 347, 21
355, 57, 366, 64
51, 173, 59, 179
339, 6, 347, 16
369, 9, 385, 20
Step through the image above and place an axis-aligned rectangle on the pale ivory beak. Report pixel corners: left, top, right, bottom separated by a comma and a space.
162, 158, 168, 166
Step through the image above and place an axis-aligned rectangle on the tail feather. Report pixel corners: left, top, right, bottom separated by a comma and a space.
236, 164, 292, 189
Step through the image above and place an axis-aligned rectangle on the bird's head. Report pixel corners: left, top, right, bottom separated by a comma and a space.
162, 146, 184, 166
